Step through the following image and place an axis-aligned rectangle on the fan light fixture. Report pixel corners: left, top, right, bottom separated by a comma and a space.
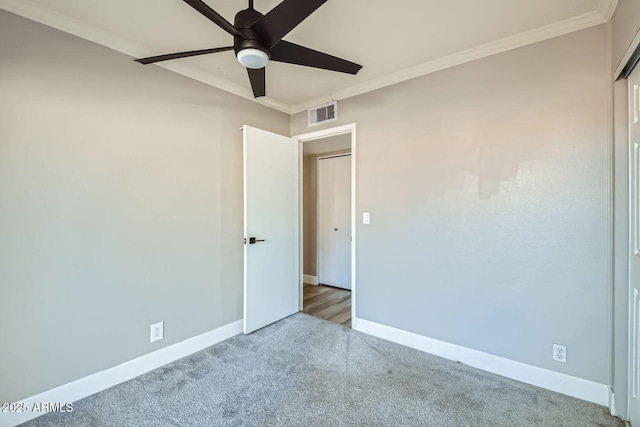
237, 48, 269, 69
134, 0, 362, 98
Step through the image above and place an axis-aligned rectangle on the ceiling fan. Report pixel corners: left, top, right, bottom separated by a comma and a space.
135, 0, 363, 98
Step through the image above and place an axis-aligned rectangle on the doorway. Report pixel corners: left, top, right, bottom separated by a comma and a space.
294, 124, 356, 328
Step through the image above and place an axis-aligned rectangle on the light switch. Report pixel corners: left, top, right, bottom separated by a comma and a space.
363, 212, 370, 225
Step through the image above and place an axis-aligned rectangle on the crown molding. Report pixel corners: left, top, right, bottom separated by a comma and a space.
290, 0, 618, 114
598, 0, 619, 21
1, 0, 617, 116
0, 0, 291, 114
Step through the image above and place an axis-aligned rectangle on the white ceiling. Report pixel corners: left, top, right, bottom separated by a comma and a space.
0, 0, 617, 113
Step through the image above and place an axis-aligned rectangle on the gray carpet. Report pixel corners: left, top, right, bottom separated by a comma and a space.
24, 313, 623, 427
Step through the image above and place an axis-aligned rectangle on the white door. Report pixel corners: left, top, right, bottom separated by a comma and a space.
318, 154, 351, 289
243, 125, 299, 334
629, 68, 640, 425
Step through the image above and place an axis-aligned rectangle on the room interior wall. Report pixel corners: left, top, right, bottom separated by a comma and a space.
610, 0, 640, 416
292, 25, 612, 385
612, 0, 640, 71
0, 10, 289, 404
302, 148, 351, 278
0, 3, 630, 413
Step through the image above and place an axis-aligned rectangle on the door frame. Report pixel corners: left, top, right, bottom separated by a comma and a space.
317, 153, 352, 289
628, 71, 640, 425
294, 123, 357, 322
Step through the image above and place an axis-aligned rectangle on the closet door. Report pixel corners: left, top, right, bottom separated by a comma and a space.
317, 155, 351, 289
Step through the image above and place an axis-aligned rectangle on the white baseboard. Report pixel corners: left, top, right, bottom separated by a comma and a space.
352, 317, 609, 407
608, 388, 618, 417
0, 319, 243, 427
303, 274, 318, 285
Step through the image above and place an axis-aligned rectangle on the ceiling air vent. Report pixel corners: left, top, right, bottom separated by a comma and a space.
308, 101, 337, 127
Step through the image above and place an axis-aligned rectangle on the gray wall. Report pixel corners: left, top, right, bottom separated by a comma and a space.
0, 10, 289, 403
613, 0, 640, 71
292, 25, 612, 384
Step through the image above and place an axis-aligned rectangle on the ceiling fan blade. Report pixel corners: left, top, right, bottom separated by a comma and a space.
247, 67, 266, 98
135, 46, 233, 65
271, 41, 362, 74
251, 0, 327, 47
183, 0, 246, 39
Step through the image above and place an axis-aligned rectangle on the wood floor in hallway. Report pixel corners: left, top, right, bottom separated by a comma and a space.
302, 283, 351, 328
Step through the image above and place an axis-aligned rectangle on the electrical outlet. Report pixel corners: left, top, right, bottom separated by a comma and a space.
150, 322, 164, 343
553, 344, 567, 363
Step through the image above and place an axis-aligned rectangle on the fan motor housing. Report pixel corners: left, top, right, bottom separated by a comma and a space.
234, 8, 270, 58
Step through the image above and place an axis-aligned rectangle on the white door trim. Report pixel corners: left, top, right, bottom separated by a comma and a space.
294, 123, 357, 321
628, 69, 640, 424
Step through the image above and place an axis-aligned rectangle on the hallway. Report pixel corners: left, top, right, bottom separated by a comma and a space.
302, 283, 351, 327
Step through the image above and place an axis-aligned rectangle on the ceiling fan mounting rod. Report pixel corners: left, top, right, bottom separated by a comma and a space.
249, 0, 254, 9
234, 8, 268, 54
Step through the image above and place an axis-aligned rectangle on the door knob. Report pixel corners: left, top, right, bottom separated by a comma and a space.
244, 237, 266, 244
